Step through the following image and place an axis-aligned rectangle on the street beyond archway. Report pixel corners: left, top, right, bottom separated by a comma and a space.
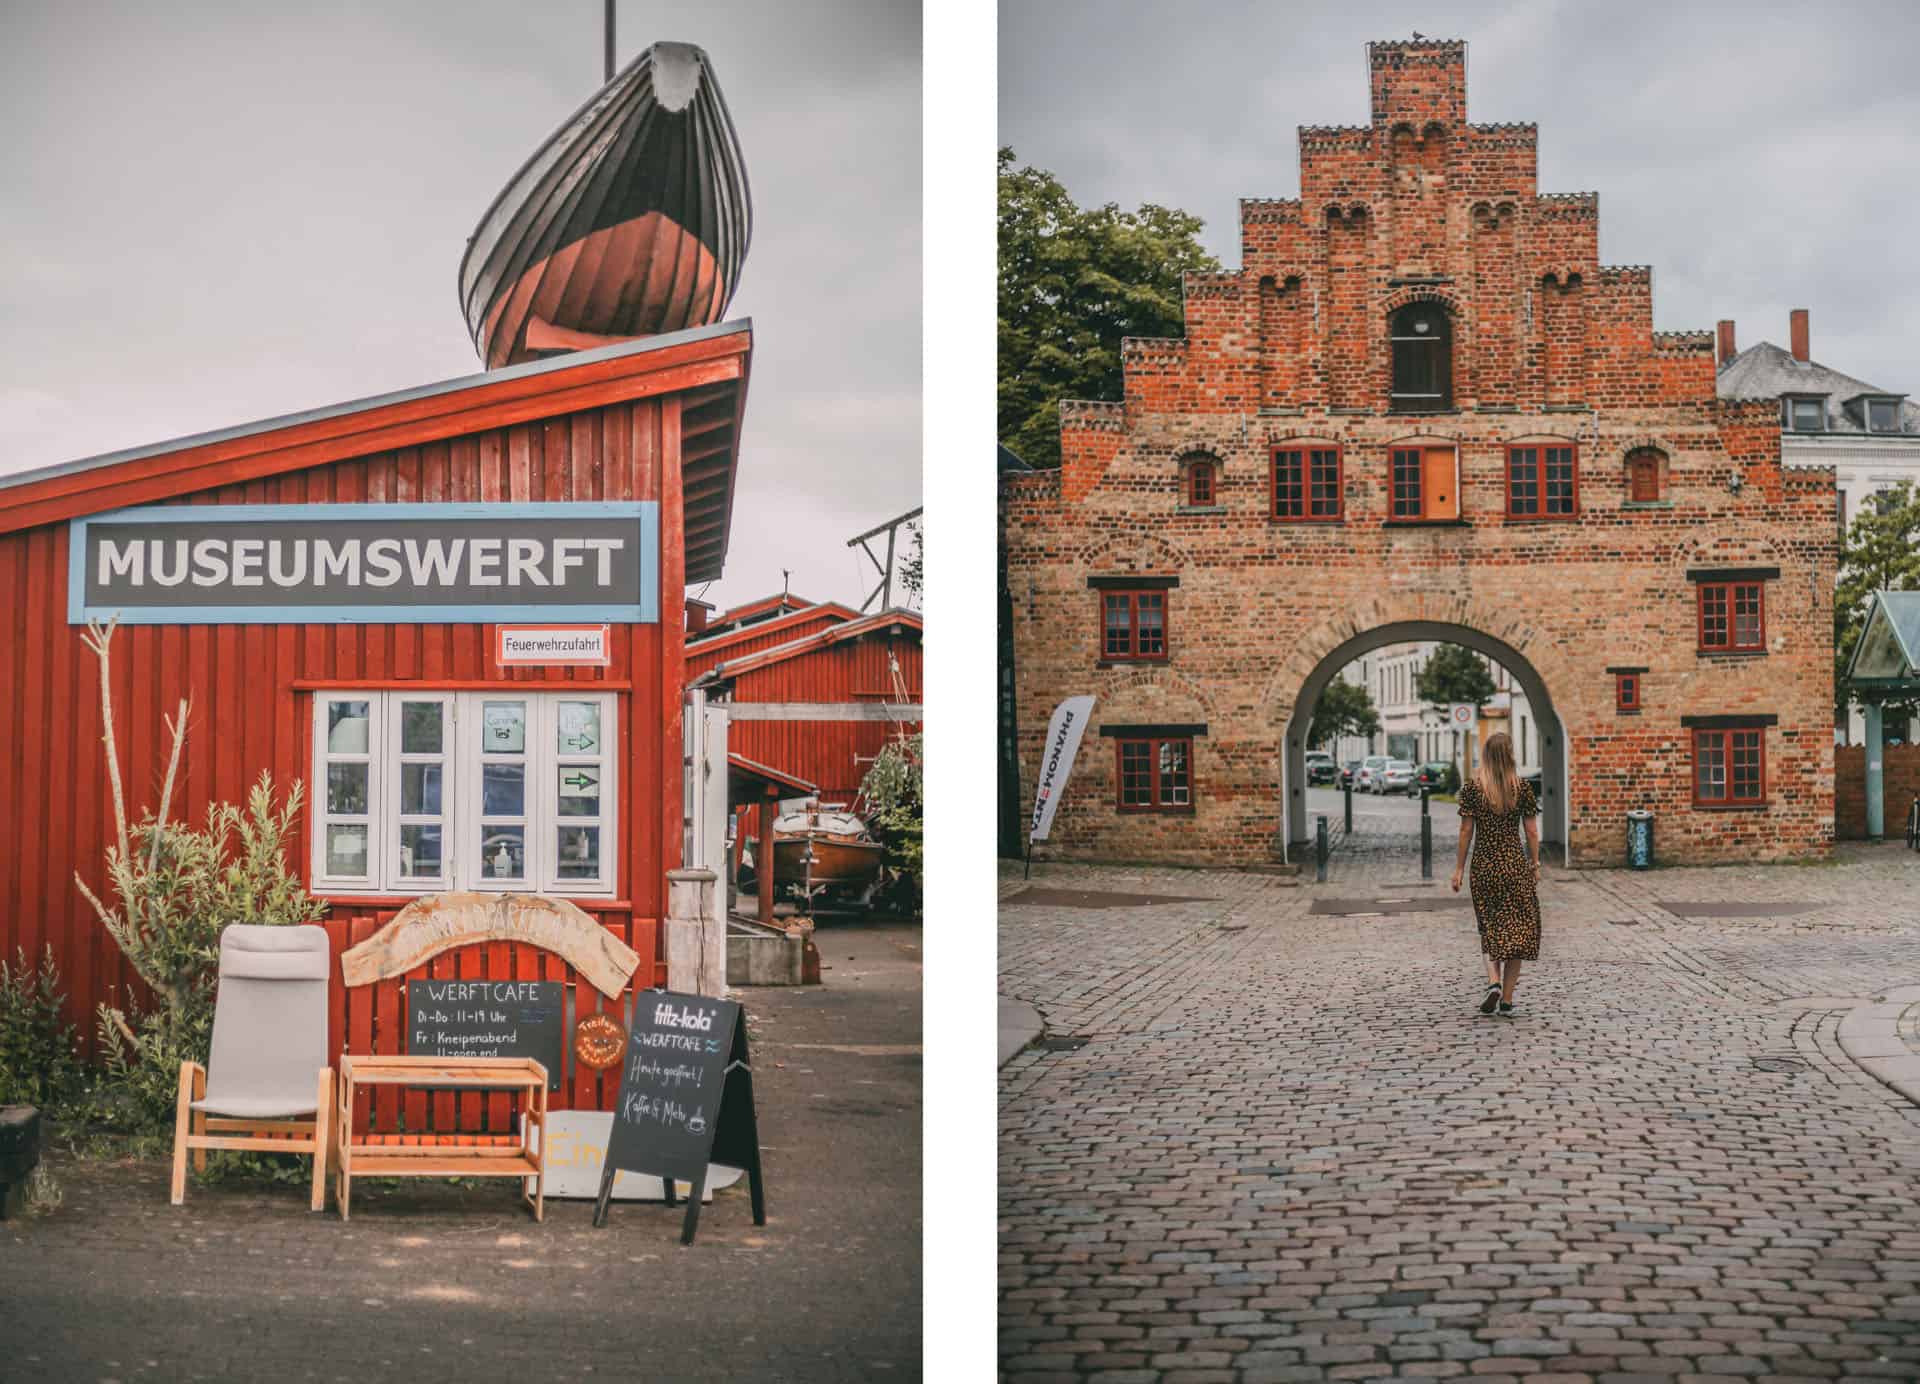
999, 848, 1920, 1379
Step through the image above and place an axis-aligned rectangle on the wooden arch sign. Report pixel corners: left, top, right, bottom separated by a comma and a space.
339, 893, 641, 999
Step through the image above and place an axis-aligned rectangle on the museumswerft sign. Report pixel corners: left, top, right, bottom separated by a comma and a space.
67, 502, 658, 625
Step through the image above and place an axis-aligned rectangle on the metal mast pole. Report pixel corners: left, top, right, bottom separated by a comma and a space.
604, 0, 615, 81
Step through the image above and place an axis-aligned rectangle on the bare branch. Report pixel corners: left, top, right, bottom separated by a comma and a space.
149, 696, 191, 871
82, 616, 129, 860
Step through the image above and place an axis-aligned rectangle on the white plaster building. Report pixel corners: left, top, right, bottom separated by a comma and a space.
1327, 642, 1538, 774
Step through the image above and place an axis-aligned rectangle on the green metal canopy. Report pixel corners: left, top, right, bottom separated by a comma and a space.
1846, 590, 1920, 693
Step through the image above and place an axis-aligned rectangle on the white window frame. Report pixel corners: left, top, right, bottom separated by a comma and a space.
309, 689, 619, 898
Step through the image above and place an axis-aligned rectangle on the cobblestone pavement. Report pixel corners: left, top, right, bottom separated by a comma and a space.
1000, 847, 1920, 1382
2, 922, 922, 1383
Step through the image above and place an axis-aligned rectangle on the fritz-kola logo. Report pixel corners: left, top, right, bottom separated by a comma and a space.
653, 1002, 714, 1031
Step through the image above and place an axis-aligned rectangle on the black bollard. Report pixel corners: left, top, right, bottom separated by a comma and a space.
1343, 780, 1353, 834
1316, 814, 1328, 883
1420, 788, 1433, 879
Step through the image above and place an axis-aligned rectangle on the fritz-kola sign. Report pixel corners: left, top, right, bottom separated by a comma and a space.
67, 501, 658, 624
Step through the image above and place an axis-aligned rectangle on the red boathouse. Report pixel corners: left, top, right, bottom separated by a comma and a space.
0, 321, 750, 1123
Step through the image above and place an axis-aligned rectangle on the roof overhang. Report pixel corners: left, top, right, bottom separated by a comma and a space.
726, 752, 816, 804
692, 608, 923, 686
0, 318, 751, 584
1846, 590, 1920, 692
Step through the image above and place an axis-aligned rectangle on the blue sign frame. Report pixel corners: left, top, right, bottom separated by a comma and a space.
68, 501, 660, 625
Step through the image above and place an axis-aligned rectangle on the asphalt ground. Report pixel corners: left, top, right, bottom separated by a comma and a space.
1000, 846, 1920, 1382
1, 920, 922, 1384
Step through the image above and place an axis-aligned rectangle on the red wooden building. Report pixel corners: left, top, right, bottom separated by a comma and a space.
0, 321, 750, 1127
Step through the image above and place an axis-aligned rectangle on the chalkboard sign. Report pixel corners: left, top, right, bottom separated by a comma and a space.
593, 989, 766, 1243
407, 980, 564, 1091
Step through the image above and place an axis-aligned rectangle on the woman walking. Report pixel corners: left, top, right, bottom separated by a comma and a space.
1449, 731, 1541, 1018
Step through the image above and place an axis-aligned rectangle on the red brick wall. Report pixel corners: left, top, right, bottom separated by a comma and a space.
1002, 38, 1837, 869
1835, 745, 1920, 839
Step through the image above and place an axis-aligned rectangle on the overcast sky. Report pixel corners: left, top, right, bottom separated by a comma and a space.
1001, 0, 1918, 397
0, 1, 920, 613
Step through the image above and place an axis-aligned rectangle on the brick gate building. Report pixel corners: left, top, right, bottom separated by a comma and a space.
1002, 38, 1837, 868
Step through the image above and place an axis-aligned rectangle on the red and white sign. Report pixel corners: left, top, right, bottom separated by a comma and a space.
497, 624, 611, 667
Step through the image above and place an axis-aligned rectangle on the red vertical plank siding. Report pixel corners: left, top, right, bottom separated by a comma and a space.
657, 397, 685, 919
373, 974, 401, 1131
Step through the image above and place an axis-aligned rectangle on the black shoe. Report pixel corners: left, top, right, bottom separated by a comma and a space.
1497, 1000, 1515, 1019
1478, 984, 1501, 1016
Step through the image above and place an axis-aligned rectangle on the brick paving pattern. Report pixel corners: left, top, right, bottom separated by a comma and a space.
1001, 846, 1920, 1381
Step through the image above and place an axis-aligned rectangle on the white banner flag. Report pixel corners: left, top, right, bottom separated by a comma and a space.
1029, 695, 1096, 843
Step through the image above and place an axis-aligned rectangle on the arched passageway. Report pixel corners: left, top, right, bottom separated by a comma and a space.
1282, 621, 1567, 862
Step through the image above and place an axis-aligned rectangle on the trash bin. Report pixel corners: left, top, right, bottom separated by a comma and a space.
1626, 810, 1654, 870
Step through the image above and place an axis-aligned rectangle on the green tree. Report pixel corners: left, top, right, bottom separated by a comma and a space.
1416, 644, 1498, 711
1836, 481, 1920, 726
1307, 678, 1381, 749
998, 148, 1220, 468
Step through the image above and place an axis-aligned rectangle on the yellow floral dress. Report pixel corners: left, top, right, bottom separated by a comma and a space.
1459, 777, 1541, 962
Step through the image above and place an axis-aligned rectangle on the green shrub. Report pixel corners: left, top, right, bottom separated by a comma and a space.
858, 733, 923, 911
0, 946, 82, 1110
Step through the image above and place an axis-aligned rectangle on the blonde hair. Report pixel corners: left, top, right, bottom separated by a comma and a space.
1478, 731, 1520, 816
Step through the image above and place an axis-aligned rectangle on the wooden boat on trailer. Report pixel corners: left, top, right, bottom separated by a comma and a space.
765, 806, 886, 894
459, 40, 752, 369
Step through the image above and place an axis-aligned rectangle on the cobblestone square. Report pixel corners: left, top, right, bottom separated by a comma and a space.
1000, 842, 1920, 1381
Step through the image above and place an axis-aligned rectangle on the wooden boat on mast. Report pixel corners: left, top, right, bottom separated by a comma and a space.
459, 40, 752, 369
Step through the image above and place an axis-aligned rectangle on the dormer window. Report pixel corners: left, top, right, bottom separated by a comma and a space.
1784, 396, 1826, 432
1389, 303, 1452, 412
1866, 397, 1904, 434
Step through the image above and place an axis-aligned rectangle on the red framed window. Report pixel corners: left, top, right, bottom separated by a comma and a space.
1101, 590, 1167, 662
1391, 448, 1423, 518
1187, 460, 1215, 506
1271, 446, 1342, 520
1693, 727, 1765, 805
1697, 581, 1765, 652
1507, 444, 1579, 518
1616, 672, 1640, 711
1117, 737, 1194, 812
1628, 451, 1660, 502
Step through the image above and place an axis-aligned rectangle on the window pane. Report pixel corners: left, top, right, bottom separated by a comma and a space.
1700, 586, 1728, 647
557, 701, 602, 755
398, 824, 443, 878
1159, 741, 1191, 806
556, 826, 601, 879
482, 763, 525, 817
399, 701, 443, 754
1392, 450, 1423, 518
1509, 448, 1539, 514
1792, 399, 1823, 430
1273, 450, 1303, 517
1119, 741, 1153, 807
1733, 584, 1762, 647
1309, 450, 1340, 517
326, 763, 368, 815
1868, 399, 1898, 433
559, 764, 602, 816
482, 701, 526, 754
481, 827, 526, 880
1545, 446, 1576, 514
1696, 735, 1725, 800
1190, 463, 1213, 505
1732, 731, 1762, 800
327, 701, 371, 754
1103, 594, 1131, 657
325, 824, 368, 878
400, 763, 442, 817
1135, 594, 1164, 656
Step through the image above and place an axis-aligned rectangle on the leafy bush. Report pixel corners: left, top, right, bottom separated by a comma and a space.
87, 775, 327, 1131
0, 946, 82, 1110
858, 734, 923, 910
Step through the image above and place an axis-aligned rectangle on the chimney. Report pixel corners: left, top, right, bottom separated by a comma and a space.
1790, 308, 1809, 363
1716, 319, 1736, 366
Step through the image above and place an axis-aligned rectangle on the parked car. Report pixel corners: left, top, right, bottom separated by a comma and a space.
1340, 760, 1362, 788
1373, 759, 1416, 794
1355, 755, 1388, 792
1305, 753, 1338, 785
1415, 761, 1459, 794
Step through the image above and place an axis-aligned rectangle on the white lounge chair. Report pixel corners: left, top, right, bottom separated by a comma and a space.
172, 924, 334, 1211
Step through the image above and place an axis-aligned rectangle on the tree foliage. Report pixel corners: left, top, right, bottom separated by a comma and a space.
1416, 644, 1498, 711
998, 148, 1220, 468
857, 733, 923, 913
1307, 678, 1381, 749
0, 947, 82, 1110
1836, 481, 1920, 724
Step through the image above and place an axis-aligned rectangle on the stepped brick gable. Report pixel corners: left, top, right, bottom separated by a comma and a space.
1003, 38, 1836, 868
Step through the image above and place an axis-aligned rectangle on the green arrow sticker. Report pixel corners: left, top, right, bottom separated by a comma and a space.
563, 734, 597, 752
563, 771, 598, 792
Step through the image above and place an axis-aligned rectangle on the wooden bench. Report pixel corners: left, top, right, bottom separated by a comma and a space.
334, 1055, 548, 1221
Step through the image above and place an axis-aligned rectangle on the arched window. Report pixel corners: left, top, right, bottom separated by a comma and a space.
1389, 302, 1452, 412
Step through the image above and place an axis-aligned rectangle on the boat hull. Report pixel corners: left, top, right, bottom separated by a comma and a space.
460, 41, 751, 369
771, 837, 886, 889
